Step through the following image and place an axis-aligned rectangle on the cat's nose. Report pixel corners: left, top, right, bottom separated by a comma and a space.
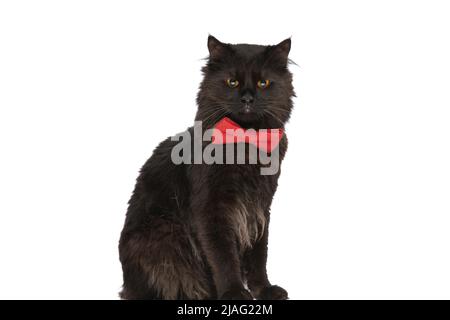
240, 93, 254, 105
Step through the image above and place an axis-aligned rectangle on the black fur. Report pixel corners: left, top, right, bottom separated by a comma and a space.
119, 36, 295, 299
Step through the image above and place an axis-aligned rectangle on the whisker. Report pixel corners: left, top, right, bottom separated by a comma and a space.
262, 109, 285, 126
260, 106, 290, 115
200, 106, 229, 127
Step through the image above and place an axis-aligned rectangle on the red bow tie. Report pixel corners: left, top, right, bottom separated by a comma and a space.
211, 117, 283, 152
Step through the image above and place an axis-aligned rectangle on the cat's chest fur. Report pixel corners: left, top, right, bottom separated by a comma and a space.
231, 185, 267, 250
188, 136, 286, 250
193, 163, 279, 250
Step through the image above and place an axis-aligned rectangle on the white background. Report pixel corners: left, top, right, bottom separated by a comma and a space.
1, 0, 449, 299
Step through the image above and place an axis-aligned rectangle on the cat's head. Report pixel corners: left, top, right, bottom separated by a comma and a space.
196, 36, 294, 129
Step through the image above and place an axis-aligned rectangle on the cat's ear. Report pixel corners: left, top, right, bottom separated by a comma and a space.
207, 35, 230, 60
267, 38, 291, 67
275, 38, 291, 59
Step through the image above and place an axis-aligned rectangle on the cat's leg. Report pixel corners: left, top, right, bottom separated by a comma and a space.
194, 203, 254, 300
119, 215, 213, 300
244, 223, 289, 300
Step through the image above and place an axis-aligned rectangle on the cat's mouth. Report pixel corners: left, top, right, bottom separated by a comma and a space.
229, 111, 260, 127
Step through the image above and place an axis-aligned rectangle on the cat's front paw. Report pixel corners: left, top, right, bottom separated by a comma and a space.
257, 285, 288, 300
220, 288, 253, 300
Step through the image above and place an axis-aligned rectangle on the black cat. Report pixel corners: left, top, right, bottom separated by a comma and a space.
119, 36, 295, 300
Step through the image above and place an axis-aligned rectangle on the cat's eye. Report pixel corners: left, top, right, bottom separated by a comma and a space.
226, 79, 239, 88
257, 79, 271, 89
